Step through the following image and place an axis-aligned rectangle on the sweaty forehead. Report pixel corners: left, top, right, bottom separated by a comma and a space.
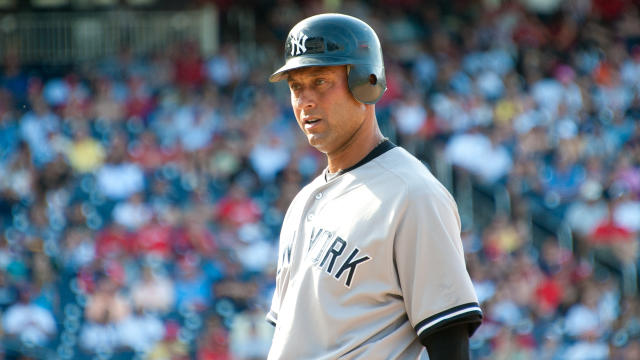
286, 65, 346, 82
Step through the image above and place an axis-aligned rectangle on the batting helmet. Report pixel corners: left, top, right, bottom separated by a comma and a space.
269, 13, 387, 104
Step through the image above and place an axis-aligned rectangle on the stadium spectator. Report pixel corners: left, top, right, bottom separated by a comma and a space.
91, 77, 125, 123
0, 270, 17, 311
564, 179, 609, 248
95, 222, 133, 260
146, 320, 189, 360
214, 182, 262, 230
112, 192, 153, 231
0, 141, 35, 206
117, 306, 165, 352
129, 130, 179, 170
96, 133, 145, 201
133, 214, 174, 259
84, 275, 131, 324
0, 47, 28, 105
1, 285, 57, 347
391, 91, 429, 154
0, 91, 18, 164
19, 96, 60, 167
445, 125, 513, 184
196, 314, 231, 360
229, 305, 273, 360
589, 194, 638, 266
65, 122, 106, 174
131, 266, 175, 314
61, 226, 96, 270
249, 133, 291, 184
173, 254, 212, 312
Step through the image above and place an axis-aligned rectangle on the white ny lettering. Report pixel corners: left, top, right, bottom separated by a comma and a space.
290, 32, 308, 56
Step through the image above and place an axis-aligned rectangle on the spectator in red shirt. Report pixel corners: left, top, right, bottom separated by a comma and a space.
125, 76, 154, 120
214, 183, 262, 229
173, 208, 217, 257
173, 41, 205, 89
134, 214, 173, 259
589, 191, 638, 265
95, 222, 134, 260
197, 314, 231, 360
129, 130, 180, 170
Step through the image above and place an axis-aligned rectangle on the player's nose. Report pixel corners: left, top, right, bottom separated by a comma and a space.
294, 88, 317, 110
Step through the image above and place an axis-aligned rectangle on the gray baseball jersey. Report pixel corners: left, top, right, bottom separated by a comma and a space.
267, 141, 482, 359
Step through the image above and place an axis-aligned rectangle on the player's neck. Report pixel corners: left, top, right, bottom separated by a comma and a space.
326, 119, 384, 174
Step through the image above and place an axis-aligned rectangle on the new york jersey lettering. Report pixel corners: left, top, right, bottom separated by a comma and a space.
309, 228, 371, 288
320, 237, 346, 273
335, 248, 371, 287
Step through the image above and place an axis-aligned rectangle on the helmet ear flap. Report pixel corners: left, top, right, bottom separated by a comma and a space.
348, 64, 387, 104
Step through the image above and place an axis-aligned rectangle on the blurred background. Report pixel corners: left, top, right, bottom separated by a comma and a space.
0, 0, 639, 359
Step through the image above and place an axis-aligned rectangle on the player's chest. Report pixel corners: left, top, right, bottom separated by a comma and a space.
281, 183, 401, 288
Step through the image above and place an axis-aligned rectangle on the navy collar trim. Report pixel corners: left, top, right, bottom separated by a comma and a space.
339, 139, 396, 175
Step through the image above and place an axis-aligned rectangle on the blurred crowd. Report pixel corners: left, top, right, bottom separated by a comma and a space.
1, 0, 640, 359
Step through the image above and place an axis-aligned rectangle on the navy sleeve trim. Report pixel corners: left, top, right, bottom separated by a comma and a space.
266, 310, 278, 327
415, 302, 482, 339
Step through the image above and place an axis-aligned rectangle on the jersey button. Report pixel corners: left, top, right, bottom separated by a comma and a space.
306, 214, 314, 221
315, 192, 323, 200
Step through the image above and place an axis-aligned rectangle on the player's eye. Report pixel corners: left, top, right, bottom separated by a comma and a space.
289, 82, 301, 91
315, 78, 326, 86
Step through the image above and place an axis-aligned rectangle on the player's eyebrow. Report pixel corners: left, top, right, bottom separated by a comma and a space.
287, 66, 337, 83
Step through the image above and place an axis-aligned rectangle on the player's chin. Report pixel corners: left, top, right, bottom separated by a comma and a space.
306, 135, 331, 153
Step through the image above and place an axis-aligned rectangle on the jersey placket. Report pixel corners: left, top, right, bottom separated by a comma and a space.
287, 180, 335, 284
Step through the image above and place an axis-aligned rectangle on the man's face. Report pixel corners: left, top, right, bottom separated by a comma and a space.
287, 65, 366, 155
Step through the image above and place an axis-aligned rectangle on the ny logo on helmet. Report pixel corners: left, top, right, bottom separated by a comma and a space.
290, 32, 308, 56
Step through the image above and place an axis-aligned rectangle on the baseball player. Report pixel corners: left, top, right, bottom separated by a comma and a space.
266, 13, 482, 359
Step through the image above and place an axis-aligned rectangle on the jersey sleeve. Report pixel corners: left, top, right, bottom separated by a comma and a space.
267, 202, 298, 327
267, 233, 288, 327
394, 181, 482, 341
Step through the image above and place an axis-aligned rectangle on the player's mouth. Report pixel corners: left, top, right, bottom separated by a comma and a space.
303, 117, 322, 130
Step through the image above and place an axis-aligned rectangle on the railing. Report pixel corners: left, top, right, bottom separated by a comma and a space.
433, 153, 511, 232
0, 5, 218, 65
431, 146, 639, 295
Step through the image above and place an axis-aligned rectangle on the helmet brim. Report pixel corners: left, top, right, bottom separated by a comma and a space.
269, 55, 350, 82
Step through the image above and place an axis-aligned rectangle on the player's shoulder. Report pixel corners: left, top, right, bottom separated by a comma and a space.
363, 146, 459, 212
283, 173, 325, 214
373, 147, 446, 194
